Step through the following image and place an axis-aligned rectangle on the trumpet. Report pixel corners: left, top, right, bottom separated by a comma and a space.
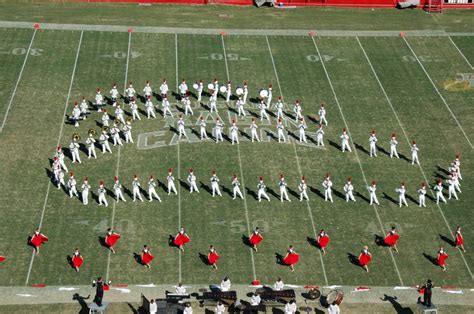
126, 117, 133, 125
72, 133, 81, 141
88, 128, 97, 137
101, 126, 110, 133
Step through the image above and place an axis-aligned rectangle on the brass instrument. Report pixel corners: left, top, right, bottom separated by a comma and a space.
101, 126, 110, 133
114, 119, 121, 126
88, 128, 96, 137
72, 133, 81, 141
126, 117, 133, 125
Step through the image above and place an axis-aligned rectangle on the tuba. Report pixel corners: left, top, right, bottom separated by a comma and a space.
72, 133, 81, 141
114, 119, 121, 126
126, 117, 133, 125
101, 126, 110, 133
88, 128, 96, 137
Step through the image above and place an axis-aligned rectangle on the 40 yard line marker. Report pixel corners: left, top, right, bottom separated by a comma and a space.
448, 36, 474, 70
357, 37, 474, 280
310, 35, 404, 286
1, 29, 37, 133
221, 34, 257, 282
266, 35, 329, 286
25, 30, 84, 286
175, 33, 183, 283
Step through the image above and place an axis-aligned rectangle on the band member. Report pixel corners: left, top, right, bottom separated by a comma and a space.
454, 154, 462, 180
277, 118, 286, 143
179, 79, 188, 98
183, 94, 193, 116
110, 83, 119, 103
259, 100, 270, 122
184, 303, 193, 314
299, 176, 309, 201
226, 81, 232, 103
210, 171, 222, 197
434, 179, 447, 204
249, 227, 263, 252
279, 175, 291, 202
285, 300, 297, 314
250, 118, 260, 143
322, 173, 333, 203
105, 228, 121, 253
173, 227, 190, 252
344, 177, 356, 202
113, 176, 126, 203
130, 97, 141, 121
390, 133, 399, 159
369, 130, 377, 157
148, 176, 162, 202
317, 229, 330, 253
319, 103, 328, 126
71, 102, 81, 128
266, 84, 272, 107
69, 138, 81, 164
67, 172, 78, 199
71, 248, 84, 272
187, 168, 199, 193
340, 128, 351, 152
418, 182, 427, 207
132, 175, 144, 202
383, 227, 400, 253
55, 145, 68, 172
110, 122, 122, 147
123, 120, 133, 143
230, 120, 239, 145
143, 80, 152, 97
251, 292, 261, 306
274, 277, 284, 291
396, 182, 408, 207
297, 118, 307, 143
99, 129, 112, 154
231, 175, 244, 200
81, 177, 91, 205
80, 96, 89, 120
243, 81, 249, 104
220, 276, 231, 291
368, 181, 380, 205
455, 227, 466, 252
276, 97, 284, 120
316, 124, 324, 147
125, 82, 136, 101
85, 133, 97, 158
115, 103, 126, 125
437, 247, 448, 271
209, 95, 218, 113
282, 245, 299, 272
145, 96, 156, 119
162, 95, 172, 117
57, 169, 65, 190
199, 117, 208, 140
215, 118, 224, 143
101, 108, 110, 127
167, 169, 178, 195
257, 177, 270, 202
358, 246, 372, 272
215, 301, 225, 314
30, 228, 48, 255
446, 175, 458, 200
176, 282, 186, 294
411, 140, 420, 165
98, 181, 108, 207
208, 245, 220, 269
160, 79, 169, 97
197, 80, 204, 102
95, 88, 104, 112
293, 100, 303, 121
141, 245, 154, 268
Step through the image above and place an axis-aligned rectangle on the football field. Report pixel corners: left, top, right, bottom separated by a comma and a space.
0, 26, 473, 290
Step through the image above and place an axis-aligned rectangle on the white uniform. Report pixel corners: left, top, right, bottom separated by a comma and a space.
250, 121, 260, 142
411, 143, 419, 165
215, 120, 224, 143
285, 302, 297, 314
162, 97, 172, 117
298, 120, 307, 143
187, 172, 199, 193
115, 106, 126, 125
293, 103, 303, 121
277, 121, 286, 143
197, 81, 203, 102
369, 133, 377, 157
322, 177, 333, 202
232, 176, 244, 199
57, 170, 65, 190
209, 97, 218, 113
69, 140, 81, 164
215, 303, 225, 314
167, 172, 178, 195
211, 174, 222, 197
434, 182, 447, 204
177, 118, 187, 139
316, 126, 324, 146
257, 180, 270, 202
279, 178, 291, 202
236, 98, 246, 117
160, 81, 169, 96
368, 183, 380, 205
274, 279, 284, 291
71, 104, 81, 127
101, 111, 110, 127
81, 180, 91, 205
341, 131, 351, 152
184, 305, 193, 314
344, 180, 356, 202
176, 285, 186, 295
259, 101, 270, 122
183, 96, 193, 116
319, 105, 328, 126
390, 136, 399, 158
418, 185, 426, 207
243, 84, 248, 104
67, 176, 78, 198
148, 178, 162, 202
99, 132, 112, 153
230, 123, 239, 145
95, 91, 103, 111
80, 99, 89, 119
56, 148, 68, 172
85, 136, 97, 158
123, 123, 133, 143
226, 82, 231, 103
454, 157, 462, 180
110, 125, 123, 146
143, 83, 152, 98
220, 279, 231, 291
125, 85, 136, 100
110, 86, 119, 102
446, 177, 458, 200
132, 178, 144, 202
275, 99, 284, 120
98, 184, 108, 207
114, 179, 126, 202
145, 98, 156, 119
266, 86, 272, 107
298, 179, 309, 201
130, 100, 141, 121
199, 119, 208, 140
179, 81, 188, 97
396, 184, 408, 207
251, 294, 261, 306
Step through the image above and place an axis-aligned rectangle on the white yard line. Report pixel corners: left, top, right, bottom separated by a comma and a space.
357, 37, 474, 280
221, 35, 257, 281
448, 36, 474, 69
0, 29, 37, 133
175, 33, 183, 283
310, 36, 404, 286
106, 31, 131, 282
25, 31, 84, 286
403, 37, 473, 149
266, 35, 328, 286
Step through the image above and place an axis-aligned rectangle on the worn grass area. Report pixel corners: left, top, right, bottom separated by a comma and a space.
0, 28, 473, 290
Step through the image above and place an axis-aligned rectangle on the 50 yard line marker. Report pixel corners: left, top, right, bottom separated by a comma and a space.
1, 29, 37, 133
357, 37, 474, 280
310, 35, 404, 286
25, 30, 84, 286
106, 30, 131, 282
175, 33, 183, 283
221, 34, 257, 282
448, 36, 474, 69
403, 37, 473, 149
266, 35, 329, 286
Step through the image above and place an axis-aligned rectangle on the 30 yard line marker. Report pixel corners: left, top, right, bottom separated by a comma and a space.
175, 33, 183, 283
403, 37, 473, 149
266, 35, 328, 286
25, 30, 84, 286
106, 30, 131, 282
357, 37, 474, 280
221, 35, 257, 281
310, 35, 404, 286
1, 29, 37, 133
448, 36, 474, 69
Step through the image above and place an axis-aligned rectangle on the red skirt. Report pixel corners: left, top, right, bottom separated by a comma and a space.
455, 234, 463, 246
174, 234, 190, 247
318, 235, 330, 249
142, 252, 154, 264
249, 234, 263, 246
208, 252, 219, 265
105, 234, 121, 248
31, 235, 48, 248
0, 256, 5, 262
437, 254, 448, 266
72, 255, 83, 268
358, 253, 372, 266
283, 253, 300, 266
384, 234, 399, 247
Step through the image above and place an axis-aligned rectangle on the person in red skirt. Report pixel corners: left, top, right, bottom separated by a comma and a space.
0, 256, 5, 263
249, 227, 263, 252
455, 226, 466, 252
437, 247, 448, 271
105, 228, 121, 253
383, 226, 400, 253
316, 229, 330, 254
71, 248, 84, 272
283, 245, 299, 272
141, 245, 154, 269
208, 245, 220, 270
30, 228, 48, 255
174, 227, 190, 252
358, 246, 372, 273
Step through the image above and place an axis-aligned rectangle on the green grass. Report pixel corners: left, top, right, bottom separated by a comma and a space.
0, 28, 473, 291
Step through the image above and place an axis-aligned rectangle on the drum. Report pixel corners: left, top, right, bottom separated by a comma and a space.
219, 86, 227, 93
307, 289, 321, 300
259, 89, 269, 98
192, 83, 199, 90
207, 83, 214, 90
326, 289, 344, 305
235, 87, 244, 96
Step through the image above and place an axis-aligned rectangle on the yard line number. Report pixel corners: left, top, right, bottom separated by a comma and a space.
0, 47, 43, 56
